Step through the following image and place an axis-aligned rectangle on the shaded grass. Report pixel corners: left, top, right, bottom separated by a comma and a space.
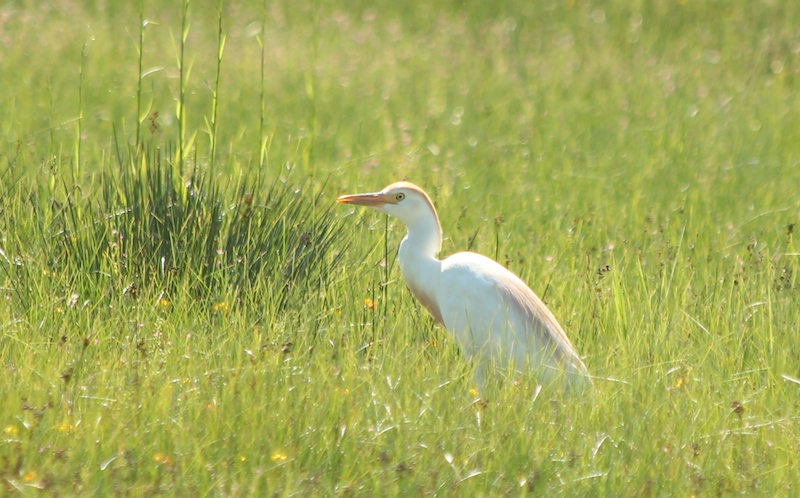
2, 146, 347, 319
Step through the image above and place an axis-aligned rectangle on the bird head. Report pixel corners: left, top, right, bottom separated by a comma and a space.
337, 181, 440, 230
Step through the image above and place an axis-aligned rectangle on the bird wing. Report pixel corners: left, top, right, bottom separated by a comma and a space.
437, 252, 588, 378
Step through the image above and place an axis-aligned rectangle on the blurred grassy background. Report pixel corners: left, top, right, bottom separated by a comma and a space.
1, 0, 799, 495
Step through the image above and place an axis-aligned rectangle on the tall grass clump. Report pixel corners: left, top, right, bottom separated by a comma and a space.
2, 148, 347, 319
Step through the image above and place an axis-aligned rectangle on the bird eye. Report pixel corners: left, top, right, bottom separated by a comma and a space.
395, 193, 405, 201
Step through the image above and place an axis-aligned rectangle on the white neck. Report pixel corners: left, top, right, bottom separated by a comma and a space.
391, 198, 446, 324
397, 214, 441, 287
397, 216, 443, 321
400, 214, 442, 261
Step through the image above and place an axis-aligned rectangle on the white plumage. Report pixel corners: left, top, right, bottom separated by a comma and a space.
338, 181, 589, 389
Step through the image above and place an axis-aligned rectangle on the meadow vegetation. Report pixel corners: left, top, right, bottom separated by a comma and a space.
1, 0, 799, 495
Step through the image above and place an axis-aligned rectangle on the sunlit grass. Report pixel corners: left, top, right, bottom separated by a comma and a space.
1, 0, 800, 495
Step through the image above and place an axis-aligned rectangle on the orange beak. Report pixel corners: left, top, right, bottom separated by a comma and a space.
336, 191, 392, 207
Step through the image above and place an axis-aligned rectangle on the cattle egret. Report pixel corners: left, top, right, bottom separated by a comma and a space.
337, 181, 590, 389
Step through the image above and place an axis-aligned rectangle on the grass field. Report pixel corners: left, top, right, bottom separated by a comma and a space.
2, 0, 800, 495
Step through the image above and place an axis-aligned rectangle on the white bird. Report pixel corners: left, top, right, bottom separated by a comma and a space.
337, 181, 590, 389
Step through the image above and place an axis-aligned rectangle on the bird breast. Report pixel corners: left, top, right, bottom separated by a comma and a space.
397, 252, 446, 325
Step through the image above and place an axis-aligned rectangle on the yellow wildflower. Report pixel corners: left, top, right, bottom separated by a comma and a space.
55, 421, 75, 433
270, 451, 288, 462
